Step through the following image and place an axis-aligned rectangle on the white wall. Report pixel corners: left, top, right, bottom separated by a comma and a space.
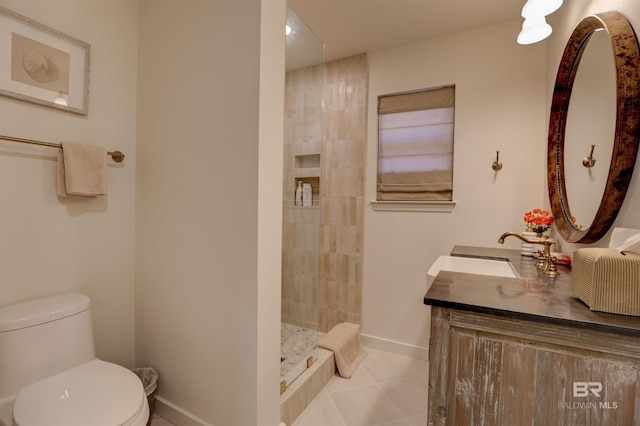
362, 21, 548, 356
258, 0, 286, 422
548, 0, 640, 253
135, 0, 284, 424
0, 0, 138, 367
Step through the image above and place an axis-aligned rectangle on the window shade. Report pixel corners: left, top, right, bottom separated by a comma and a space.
377, 86, 455, 201
378, 86, 455, 114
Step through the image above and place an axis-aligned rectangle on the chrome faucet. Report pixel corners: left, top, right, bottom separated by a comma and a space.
498, 232, 558, 276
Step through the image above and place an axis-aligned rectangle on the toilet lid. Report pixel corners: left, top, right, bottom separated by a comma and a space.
14, 359, 146, 426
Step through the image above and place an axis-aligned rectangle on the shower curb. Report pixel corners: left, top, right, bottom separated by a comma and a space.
280, 348, 335, 425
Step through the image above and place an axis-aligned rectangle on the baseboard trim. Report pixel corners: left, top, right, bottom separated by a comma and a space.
154, 396, 214, 426
152, 335, 426, 426
360, 333, 428, 361
155, 395, 292, 426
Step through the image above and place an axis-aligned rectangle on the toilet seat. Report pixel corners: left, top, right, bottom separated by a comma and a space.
13, 359, 149, 426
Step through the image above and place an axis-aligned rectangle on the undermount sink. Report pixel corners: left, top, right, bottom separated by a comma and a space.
427, 255, 519, 288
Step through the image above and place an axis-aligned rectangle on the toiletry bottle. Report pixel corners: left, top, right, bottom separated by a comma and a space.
295, 181, 303, 206
302, 183, 312, 206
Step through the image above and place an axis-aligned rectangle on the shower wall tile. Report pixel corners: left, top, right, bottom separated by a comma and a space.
320, 225, 336, 253
319, 54, 368, 333
284, 54, 367, 333
282, 63, 323, 329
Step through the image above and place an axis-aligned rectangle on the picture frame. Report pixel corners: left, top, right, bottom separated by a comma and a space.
0, 6, 90, 115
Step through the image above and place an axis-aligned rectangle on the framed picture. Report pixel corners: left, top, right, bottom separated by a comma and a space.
0, 6, 89, 115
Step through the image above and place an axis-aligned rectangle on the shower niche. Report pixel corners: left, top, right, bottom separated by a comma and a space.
293, 153, 320, 207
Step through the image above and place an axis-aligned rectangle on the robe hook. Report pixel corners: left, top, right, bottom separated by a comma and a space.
582, 144, 596, 168
492, 150, 503, 171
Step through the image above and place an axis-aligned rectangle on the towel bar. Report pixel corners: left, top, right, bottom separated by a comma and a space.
0, 134, 125, 163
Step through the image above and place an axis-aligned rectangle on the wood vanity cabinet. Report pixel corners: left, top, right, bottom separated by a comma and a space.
425, 247, 640, 426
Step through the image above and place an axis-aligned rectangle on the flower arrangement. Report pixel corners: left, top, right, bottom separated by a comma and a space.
524, 208, 554, 234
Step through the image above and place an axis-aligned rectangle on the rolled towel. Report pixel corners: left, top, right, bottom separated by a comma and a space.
57, 142, 107, 198
318, 322, 368, 378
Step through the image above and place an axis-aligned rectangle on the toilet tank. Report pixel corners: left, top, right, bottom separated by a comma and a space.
0, 292, 96, 399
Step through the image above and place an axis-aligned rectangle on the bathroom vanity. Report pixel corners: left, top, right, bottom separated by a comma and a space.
424, 246, 640, 426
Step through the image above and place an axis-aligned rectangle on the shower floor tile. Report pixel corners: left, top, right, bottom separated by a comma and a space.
281, 322, 317, 379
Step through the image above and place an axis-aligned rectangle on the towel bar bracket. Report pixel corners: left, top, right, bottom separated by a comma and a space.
110, 151, 125, 163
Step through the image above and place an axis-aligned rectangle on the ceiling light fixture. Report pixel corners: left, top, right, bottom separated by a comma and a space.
285, 24, 292, 36
517, 16, 553, 44
517, 0, 562, 44
521, 0, 563, 19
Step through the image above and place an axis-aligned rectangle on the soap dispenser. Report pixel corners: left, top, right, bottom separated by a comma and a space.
295, 181, 303, 206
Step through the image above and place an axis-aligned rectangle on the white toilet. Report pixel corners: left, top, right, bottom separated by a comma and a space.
0, 292, 149, 426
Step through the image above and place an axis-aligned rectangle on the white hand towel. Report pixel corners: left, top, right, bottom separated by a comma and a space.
57, 142, 107, 198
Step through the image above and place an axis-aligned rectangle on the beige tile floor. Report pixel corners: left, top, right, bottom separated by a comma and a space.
293, 348, 429, 426
151, 348, 429, 426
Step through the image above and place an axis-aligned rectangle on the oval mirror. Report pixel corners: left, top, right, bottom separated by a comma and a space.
548, 11, 640, 243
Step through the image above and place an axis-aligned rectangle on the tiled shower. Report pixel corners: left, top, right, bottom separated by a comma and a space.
282, 47, 368, 390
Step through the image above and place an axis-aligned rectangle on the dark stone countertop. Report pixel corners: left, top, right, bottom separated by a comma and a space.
424, 245, 640, 338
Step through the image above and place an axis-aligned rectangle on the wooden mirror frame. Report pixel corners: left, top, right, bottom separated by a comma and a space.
548, 11, 640, 243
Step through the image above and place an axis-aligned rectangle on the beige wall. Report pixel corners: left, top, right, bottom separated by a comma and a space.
362, 20, 549, 357
135, 1, 284, 425
0, 1, 284, 424
257, 1, 286, 422
0, 0, 138, 367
